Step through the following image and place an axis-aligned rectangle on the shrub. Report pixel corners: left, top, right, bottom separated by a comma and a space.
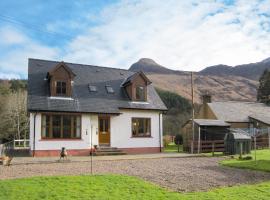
163, 138, 169, 147
174, 134, 183, 145
239, 156, 253, 160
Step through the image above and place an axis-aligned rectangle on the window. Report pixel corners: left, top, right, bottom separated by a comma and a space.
41, 114, 81, 139
135, 86, 145, 101
132, 118, 151, 137
88, 85, 97, 92
106, 85, 114, 93
56, 81, 67, 95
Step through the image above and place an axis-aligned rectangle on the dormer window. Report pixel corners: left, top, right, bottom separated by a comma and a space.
47, 62, 76, 97
135, 86, 145, 101
56, 81, 67, 95
122, 71, 151, 102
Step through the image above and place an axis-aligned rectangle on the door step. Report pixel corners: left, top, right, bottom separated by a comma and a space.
92, 146, 126, 156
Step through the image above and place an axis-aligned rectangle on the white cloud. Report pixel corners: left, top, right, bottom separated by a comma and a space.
1, 0, 270, 79
0, 26, 27, 45
0, 26, 59, 78
63, 0, 270, 71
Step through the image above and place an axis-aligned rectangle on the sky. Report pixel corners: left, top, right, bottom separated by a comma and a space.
0, 0, 270, 79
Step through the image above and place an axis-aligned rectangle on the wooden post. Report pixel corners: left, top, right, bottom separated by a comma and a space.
90, 127, 93, 175
254, 128, 257, 165
198, 126, 201, 154
212, 142, 215, 156
239, 142, 243, 159
191, 72, 195, 154
268, 128, 270, 149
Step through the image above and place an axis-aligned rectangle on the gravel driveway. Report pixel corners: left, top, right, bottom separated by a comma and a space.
1, 157, 270, 192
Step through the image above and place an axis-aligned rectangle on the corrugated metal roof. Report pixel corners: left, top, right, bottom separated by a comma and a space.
230, 129, 251, 140
194, 119, 230, 126
208, 101, 270, 122
28, 59, 167, 114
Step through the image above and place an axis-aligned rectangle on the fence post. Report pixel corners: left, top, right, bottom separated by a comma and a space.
212, 142, 215, 156
239, 142, 243, 159
268, 128, 270, 149
254, 128, 257, 165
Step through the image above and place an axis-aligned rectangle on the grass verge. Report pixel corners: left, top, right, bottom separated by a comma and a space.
0, 175, 270, 200
221, 149, 270, 172
164, 143, 183, 153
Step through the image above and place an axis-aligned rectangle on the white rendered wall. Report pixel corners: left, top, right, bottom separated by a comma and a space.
110, 109, 163, 148
29, 110, 163, 150
29, 113, 98, 151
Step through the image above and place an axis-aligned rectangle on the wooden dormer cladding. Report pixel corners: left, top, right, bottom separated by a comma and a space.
47, 62, 76, 97
123, 72, 151, 101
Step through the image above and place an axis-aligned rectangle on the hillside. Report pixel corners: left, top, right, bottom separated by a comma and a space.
200, 58, 270, 80
129, 58, 266, 103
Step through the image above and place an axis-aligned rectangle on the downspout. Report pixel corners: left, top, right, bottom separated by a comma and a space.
159, 112, 162, 152
32, 113, 37, 157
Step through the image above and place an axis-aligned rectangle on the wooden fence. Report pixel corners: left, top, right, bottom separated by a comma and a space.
252, 137, 270, 149
189, 140, 224, 153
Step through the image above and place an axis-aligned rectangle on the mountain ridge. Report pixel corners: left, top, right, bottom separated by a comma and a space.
129, 57, 270, 102
130, 57, 270, 80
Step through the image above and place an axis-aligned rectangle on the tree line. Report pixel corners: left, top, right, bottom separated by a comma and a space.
0, 69, 269, 143
0, 80, 28, 143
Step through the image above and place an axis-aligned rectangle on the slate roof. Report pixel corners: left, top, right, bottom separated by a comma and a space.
208, 101, 270, 122
194, 119, 230, 127
28, 59, 167, 114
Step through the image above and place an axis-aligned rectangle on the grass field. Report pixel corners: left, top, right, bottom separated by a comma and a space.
221, 149, 270, 172
1, 175, 270, 200
164, 143, 183, 153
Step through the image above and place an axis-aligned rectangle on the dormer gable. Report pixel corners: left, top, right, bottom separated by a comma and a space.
47, 62, 75, 97
122, 71, 152, 101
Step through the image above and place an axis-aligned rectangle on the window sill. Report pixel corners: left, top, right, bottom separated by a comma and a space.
39, 138, 82, 141
131, 136, 152, 138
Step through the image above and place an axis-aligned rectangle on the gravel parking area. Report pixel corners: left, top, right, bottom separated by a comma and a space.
1, 157, 270, 192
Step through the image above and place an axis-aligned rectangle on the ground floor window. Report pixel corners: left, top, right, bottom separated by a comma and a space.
41, 114, 81, 139
132, 118, 151, 137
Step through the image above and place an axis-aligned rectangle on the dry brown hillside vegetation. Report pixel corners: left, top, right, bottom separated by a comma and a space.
148, 73, 258, 103
130, 58, 263, 103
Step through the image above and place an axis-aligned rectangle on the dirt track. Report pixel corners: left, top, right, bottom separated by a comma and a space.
1, 157, 270, 192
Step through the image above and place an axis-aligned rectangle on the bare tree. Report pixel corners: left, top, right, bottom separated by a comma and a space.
0, 90, 29, 141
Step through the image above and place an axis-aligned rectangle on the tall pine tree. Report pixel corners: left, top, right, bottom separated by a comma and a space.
257, 69, 270, 104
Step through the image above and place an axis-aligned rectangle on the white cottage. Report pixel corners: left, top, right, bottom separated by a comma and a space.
28, 59, 167, 156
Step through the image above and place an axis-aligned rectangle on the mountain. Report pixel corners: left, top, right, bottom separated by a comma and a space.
130, 58, 188, 75
199, 58, 270, 80
129, 58, 270, 102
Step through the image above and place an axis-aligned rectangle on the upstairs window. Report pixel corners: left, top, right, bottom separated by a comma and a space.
56, 81, 67, 95
135, 86, 145, 101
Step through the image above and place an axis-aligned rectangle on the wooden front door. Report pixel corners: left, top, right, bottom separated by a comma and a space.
98, 117, 110, 145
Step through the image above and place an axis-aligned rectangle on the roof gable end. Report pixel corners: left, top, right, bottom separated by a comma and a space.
48, 62, 76, 79
122, 71, 152, 87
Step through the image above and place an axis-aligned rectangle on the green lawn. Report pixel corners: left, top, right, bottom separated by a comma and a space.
164, 143, 183, 153
1, 175, 270, 200
221, 149, 270, 172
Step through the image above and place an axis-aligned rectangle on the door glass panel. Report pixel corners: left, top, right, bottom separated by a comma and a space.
105, 119, 109, 132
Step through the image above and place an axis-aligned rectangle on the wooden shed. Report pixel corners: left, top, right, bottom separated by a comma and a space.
182, 119, 230, 153
224, 129, 251, 155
